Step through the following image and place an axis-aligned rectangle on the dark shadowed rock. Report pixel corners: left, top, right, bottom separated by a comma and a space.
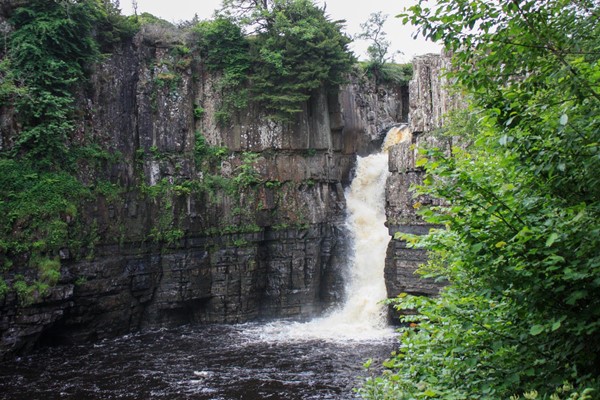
0, 25, 408, 358
384, 53, 460, 313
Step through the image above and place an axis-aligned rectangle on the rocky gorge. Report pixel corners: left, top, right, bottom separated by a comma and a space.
0, 3, 452, 360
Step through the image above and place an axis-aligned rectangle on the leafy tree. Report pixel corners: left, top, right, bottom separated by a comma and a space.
220, 0, 274, 33
2, 0, 137, 165
356, 12, 409, 85
357, 12, 392, 67
194, 17, 251, 124
0, 0, 136, 300
219, 0, 354, 122
359, 0, 600, 398
95, 0, 139, 50
250, 0, 353, 120
195, 18, 249, 73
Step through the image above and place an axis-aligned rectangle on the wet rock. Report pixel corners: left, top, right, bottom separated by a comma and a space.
0, 27, 408, 359
384, 53, 459, 306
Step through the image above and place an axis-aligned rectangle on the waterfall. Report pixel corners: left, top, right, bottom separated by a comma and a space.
328, 150, 391, 329
248, 125, 410, 341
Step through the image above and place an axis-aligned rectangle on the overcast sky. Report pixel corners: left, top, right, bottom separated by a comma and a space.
119, 0, 442, 62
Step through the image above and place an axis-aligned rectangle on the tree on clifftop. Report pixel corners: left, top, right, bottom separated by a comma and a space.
356, 11, 410, 85
218, 0, 354, 121
356, 12, 393, 74
358, 0, 600, 398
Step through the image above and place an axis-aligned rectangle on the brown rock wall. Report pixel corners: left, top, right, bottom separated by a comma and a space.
0, 25, 407, 358
385, 53, 458, 305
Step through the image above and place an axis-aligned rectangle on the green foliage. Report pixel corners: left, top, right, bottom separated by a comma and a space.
74, 276, 88, 286
0, 158, 98, 297
195, 1, 355, 123
93, 180, 124, 203
357, 12, 390, 66
154, 71, 181, 92
360, 62, 413, 86
2, 0, 137, 167
356, 12, 407, 84
264, 180, 282, 188
5, 0, 107, 167
360, 1, 600, 398
37, 256, 61, 286
0, 58, 26, 104
194, 130, 229, 168
248, 0, 354, 121
11, 254, 61, 306
0, 159, 91, 255
214, 0, 354, 122
139, 178, 186, 245
194, 18, 250, 73
151, 227, 184, 245
193, 105, 205, 119
272, 223, 290, 231
94, 1, 140, 50
12, 277, 38, 306
380, 63, 412, 85
510, 383, 595, 400
194, 17, 251, 125
233, 152, 262, 187
232, 238, 249, 247
0, 279, 8, 299
0, 0, 133, 305
136, 12, 172, 27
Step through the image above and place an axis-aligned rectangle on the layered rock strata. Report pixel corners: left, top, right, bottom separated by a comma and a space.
384, 53, 460, 303
0, 25, 407, 358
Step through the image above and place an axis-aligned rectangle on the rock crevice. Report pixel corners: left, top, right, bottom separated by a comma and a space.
384, 53, 459, 304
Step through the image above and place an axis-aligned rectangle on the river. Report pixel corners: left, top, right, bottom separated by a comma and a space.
0, 323, 395, 399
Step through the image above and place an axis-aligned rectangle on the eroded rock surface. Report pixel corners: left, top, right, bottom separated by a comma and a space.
384, 53, 459, 304
0, 29, 406, 358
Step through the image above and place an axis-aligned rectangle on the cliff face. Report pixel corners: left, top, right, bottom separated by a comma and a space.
384, 53, 459, 301
0, 28, 408, 357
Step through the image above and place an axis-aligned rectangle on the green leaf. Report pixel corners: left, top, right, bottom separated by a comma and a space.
357, 1, 600, 397
530, 325, 544, 336
566, 290, 588, 305
545, 232, 559, 247
559, 113, 568, 125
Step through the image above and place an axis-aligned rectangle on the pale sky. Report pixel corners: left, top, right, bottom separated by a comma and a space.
119, 0, 442, 62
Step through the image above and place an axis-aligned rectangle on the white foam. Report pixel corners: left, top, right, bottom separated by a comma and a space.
246, 128, 402, 343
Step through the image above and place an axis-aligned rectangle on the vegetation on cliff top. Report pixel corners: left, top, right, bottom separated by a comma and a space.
356, 12, 412, 86
197, 0, 355, 122
358, 0, 600, 398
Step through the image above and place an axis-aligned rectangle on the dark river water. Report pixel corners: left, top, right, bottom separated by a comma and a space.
0, 322, 397, 399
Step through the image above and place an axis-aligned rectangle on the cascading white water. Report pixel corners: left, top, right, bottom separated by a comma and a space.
326, 151, 391, 328
251, 125, 411, 341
